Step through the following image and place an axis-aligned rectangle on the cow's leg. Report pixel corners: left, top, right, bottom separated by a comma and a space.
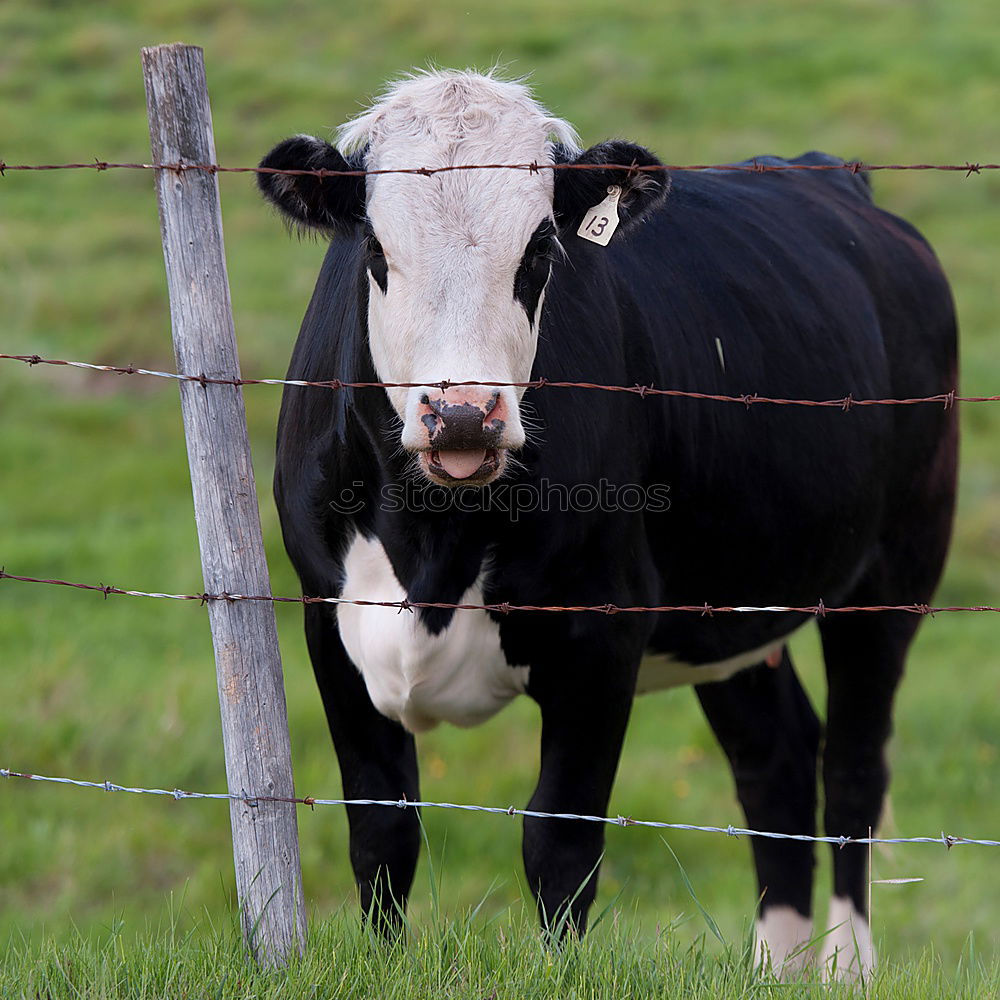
817, 609, 918, 980
305, 602, 420, 936
523, 652, 638, 936
817, 420, 954, 983
695, 650, 821, 977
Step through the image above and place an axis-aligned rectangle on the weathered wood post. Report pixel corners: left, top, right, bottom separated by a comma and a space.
142, 43, 306, 964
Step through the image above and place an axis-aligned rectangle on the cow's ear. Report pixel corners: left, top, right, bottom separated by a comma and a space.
257, 135, 365, 235
552, 140, 669, 238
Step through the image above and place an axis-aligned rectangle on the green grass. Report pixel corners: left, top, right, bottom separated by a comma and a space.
2, 0, 1000, 991
3, 903, 1000, 999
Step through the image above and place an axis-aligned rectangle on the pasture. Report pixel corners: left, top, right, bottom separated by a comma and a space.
2, 0, 999, 991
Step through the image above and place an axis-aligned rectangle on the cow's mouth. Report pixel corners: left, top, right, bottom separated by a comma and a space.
421, 447, 503, 486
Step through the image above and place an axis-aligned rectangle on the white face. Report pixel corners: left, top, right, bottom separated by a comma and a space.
338, 73, 577, 486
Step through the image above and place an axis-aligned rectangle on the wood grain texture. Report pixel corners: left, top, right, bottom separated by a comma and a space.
142, 43, 306, 964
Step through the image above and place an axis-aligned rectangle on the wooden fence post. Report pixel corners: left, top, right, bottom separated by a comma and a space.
142, 43, 306, 964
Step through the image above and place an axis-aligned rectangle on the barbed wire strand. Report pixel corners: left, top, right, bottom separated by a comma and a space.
1, 569, 997, 616
3, 353, 997, 409
1, 159, 998, 179
0, 768, 994, 849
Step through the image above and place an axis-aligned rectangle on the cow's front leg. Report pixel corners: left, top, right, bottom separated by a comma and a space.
522, 647, 638, 936
305, 603, 420, 937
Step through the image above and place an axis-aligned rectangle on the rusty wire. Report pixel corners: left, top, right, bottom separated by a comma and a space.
1, 569, 997, 617
4, 352, 997, 408
1, 158, 999, 178
0, 767, 996, 847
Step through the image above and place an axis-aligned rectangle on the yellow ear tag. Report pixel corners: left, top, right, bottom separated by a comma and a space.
577, 185, 622, 246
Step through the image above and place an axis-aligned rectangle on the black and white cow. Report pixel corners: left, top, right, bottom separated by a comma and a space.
258, 70, 957, 979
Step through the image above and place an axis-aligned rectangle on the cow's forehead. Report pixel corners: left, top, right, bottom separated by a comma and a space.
337, 70, 577, 253
337, 70, 578, 162
366, 163, 553, 258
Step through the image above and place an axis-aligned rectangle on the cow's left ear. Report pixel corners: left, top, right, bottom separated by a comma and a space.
552, 141, 669, 238
257, 135, 366, 236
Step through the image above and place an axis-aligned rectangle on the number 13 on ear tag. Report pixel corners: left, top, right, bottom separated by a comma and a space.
577, 185, 622, 246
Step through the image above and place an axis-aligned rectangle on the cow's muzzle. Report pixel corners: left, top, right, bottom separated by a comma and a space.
405, 386, 520, 486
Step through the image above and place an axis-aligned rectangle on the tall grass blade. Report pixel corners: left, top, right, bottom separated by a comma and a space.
659, 837, 724, 945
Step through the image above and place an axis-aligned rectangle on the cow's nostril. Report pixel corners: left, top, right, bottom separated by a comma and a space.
485, 391, 500, 417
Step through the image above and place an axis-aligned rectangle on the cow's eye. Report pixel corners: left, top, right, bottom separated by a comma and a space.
514, 227, 556, 319
366, 236, 388, 292
532, 234, 553, 258
528, 230, 558, 261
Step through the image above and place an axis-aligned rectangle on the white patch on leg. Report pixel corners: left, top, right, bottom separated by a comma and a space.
755, 906, 813, 978
820, 896, 875, 981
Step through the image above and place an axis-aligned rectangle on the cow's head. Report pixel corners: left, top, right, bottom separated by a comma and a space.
259, 71, 667, 486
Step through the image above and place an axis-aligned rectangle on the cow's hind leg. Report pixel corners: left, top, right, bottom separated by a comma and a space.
305, 602, 421, 936
695, 650, 821, 977
817, 608, 919, 980
818, 422, 955, 981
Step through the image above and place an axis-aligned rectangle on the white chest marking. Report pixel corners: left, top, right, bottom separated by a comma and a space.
336, 533, 529, 733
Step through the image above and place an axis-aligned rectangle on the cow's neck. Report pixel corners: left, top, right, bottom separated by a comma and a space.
374, 502, 491, 635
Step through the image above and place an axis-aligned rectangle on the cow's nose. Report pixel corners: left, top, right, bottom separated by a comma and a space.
417, 388, 506, 450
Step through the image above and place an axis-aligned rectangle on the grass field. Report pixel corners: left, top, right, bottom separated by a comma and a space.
2, 0, 999, 991
3, 906, 1000, 999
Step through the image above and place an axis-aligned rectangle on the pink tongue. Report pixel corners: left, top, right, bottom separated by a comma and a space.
436, 449, 487, 479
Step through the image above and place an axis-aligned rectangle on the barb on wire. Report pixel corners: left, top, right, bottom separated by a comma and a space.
1, 159, 999, 178
2, 353, 996, 408
1, 568, 998, 616
1, 767, 996, 848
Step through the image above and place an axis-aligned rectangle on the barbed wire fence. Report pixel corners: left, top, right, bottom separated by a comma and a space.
5, 350, 1000, 407
3, 768, 998, 849
3, 157, 1000, 176
4, 41, 999, 963
3, 567, 1000, 616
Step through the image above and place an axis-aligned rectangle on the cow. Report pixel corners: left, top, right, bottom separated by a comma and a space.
257, 69, 957, 980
